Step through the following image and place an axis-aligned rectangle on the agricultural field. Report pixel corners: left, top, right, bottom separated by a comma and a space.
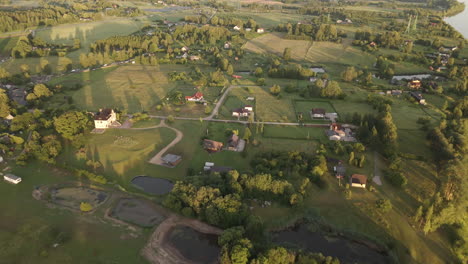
48, 65, 217, 114
243, 33, 312, 61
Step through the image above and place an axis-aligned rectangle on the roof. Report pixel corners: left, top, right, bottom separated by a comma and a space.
228, 133, 239, 146
162, 154, 181, 163
312, 108, 326, 115
351, 174, 367, 185
336, 164, 346, 175
203, 139, 223, 150
95, 109, 114, 120
4, 174, 21, 180
185, 92, 203, 100
233, 108, 250, 114
410, 91, 423, 100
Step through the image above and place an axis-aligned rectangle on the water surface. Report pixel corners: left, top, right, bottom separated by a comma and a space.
444, 0, 468, 39
131, 176, 174, 195
273, 225, 389, 264
168, 226, 220, 264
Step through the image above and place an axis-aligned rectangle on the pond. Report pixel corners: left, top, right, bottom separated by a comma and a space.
273, 225, 390, 264
167, 226, 220, 264
131, 176, 174, 195
111, 198, 166, 227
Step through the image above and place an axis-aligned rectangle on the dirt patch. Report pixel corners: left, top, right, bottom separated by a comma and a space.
51, 187, 108, 211
141, 215, 223, 264
110, 198, 167, 227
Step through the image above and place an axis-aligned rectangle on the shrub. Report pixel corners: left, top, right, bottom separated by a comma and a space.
376, 198, 392, 212
80, 202, 93, 212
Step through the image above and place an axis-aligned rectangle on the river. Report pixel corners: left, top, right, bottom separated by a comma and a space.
444, 0, 468, 39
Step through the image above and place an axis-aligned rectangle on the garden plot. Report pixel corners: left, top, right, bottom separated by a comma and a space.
110, 198, 166, 227
51, 187, 108, 210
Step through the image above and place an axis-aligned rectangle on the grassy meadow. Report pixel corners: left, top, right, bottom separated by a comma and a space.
0, 161, 148, 264
48, 65, 211, 113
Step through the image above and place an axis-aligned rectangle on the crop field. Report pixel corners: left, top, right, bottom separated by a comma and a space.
243, 33, 376, 76
35, 17, 143, 50
221, 11, 307, 28
243, 33, 312, 61
48, 65, 204, 113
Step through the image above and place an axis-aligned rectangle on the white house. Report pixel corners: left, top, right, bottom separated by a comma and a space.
94, 109, 117, 129
185, 92, 204, 102
4, 174, 21, 184
256, 28, 264, 33
311, 108, 326, 119
232, 106, 253, 117
233, 25, 241, 31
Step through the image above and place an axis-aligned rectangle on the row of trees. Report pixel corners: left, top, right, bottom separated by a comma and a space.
276, 23, 343, 42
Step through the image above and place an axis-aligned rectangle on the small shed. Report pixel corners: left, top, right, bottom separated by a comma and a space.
161, 154, 182, 167
4, 174, 22, 184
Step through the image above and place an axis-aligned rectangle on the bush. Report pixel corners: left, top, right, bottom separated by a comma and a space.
384, 170, 407, 187
80, 202, 93, 212
376, 198, 392, 212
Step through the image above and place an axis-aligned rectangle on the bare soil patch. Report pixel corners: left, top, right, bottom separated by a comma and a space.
51, 187, 108, 211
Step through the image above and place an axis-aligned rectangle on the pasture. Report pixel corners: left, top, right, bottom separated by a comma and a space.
48, 65, 209, 113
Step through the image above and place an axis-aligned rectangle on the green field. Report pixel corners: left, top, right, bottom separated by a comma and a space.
48, 65, 218, 114
60, 126, 175, 188
0, 162, 147, 264
219, 86, 296, 122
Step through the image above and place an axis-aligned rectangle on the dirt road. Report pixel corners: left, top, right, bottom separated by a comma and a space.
147, 120, 184, 165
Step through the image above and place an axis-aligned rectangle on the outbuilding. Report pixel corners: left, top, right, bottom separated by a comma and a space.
4, 174, 22, 184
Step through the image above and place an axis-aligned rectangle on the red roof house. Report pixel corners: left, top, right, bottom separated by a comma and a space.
185, 92, 204, 102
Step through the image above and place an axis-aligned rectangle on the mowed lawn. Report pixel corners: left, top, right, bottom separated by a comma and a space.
48, 65, 196, 113
60, 127, 175, 187
219, 86, 296, 122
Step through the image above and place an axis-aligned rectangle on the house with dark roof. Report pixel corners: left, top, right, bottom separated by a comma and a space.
334, 163, 346, 179
351, 174, 367, 188
203, 139, 223, 153
311, 108, 326, 119
410, 91, 426, 105
232, 106, 253, 117
94, 109, 117, 129
161, 154, 182, 167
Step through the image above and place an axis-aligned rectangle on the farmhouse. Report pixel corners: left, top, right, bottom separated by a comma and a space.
181, 46, 189, 52
161, 154, 182, 167
4, 174, 22, 184
326, 123, 346, 140
185, 92, 204, 102
232, 106, 253, 117
246, 96, 255, 101
351, 174, 367, 188
408, 79, 422, 89
203, 139, 223, 153
257, 28, 265, 33
233, 25, 241, 31
189, 55, 201, 61
227, 133, 246, 152
311, 108, 326, 119
94, 109, 117, 129
224, 42, 231, 49
410, 91, 426, 105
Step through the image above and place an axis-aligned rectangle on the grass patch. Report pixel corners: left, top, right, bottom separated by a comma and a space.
48, 65, 212, 113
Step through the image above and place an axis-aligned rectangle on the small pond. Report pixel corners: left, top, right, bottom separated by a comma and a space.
131, 176, 174, 195
167, 226, 220, 264
273, 225, 390, 264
